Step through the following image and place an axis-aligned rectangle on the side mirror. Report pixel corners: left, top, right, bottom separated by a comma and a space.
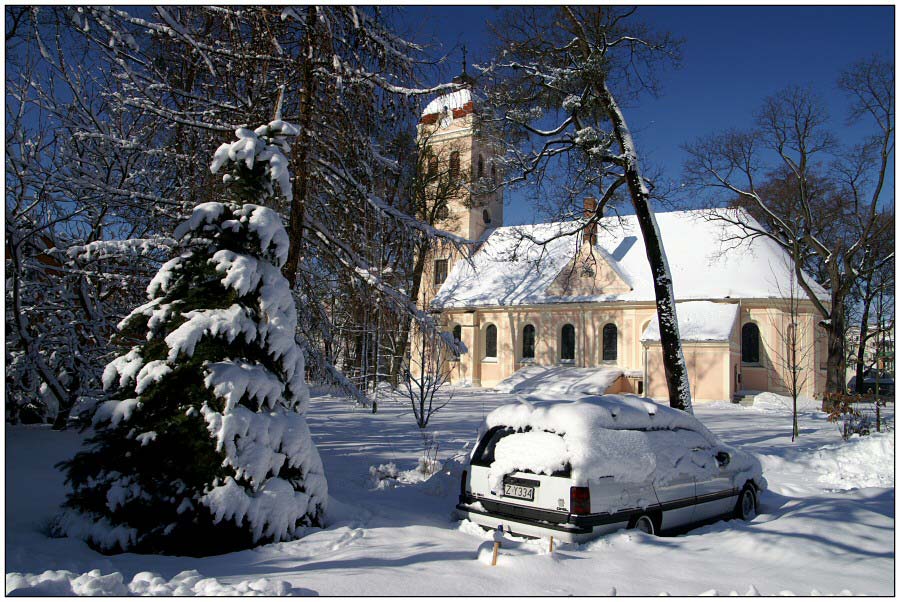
715, 451, 731, 467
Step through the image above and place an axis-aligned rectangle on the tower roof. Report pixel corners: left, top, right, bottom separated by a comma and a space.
420, 48, 479, 124
420, 88, 476, 123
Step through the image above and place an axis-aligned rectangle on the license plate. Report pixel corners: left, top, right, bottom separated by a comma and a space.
503, 483, 535, 501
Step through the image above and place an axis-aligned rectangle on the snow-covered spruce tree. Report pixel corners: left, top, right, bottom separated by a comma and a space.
53, 121, 326, 556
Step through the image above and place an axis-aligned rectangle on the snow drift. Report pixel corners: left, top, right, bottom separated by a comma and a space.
493, 365, 623, 397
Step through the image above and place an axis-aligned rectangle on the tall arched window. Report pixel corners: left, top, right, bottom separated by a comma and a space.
485, 324, 497, 359
449, 151, 460, 181
491, 163, 497, 182
742, 323, 760, 364
477, 155, 484, 178
452, 324, 462, 359
522, 324, 536, 359
561, 323, 575, 362
427, 155, 438, 178
602, 323, 618, 361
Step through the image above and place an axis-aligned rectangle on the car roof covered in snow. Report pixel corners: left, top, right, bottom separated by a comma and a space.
432, 209, 828, 309
485, 394, 714, 438
482, 394, 763, 488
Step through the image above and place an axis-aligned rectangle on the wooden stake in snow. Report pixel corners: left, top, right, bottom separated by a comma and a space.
549, 536, 554, 553
491, 525, 504, 566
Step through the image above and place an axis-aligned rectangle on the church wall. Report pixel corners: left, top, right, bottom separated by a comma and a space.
739, 301, 823, 398
438, 299, 826, 402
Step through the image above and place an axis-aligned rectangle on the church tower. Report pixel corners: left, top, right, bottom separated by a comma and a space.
417, 60, 503, 303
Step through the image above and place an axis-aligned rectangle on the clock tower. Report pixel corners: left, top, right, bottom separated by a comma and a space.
417, 64, 504, 302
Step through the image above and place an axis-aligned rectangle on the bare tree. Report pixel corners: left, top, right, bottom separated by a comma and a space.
767, 260, 813, 441
479, 6, 692, 412
684, 56, 894, 394
7, 6, 471, 417
402, 302, 455, 429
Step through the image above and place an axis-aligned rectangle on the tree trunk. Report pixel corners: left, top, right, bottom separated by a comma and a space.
854, 286, 873, 393
597, 80, 693, 413
390, 239, 432, 384
282, 7, 317, 287
825, 288, 847, 393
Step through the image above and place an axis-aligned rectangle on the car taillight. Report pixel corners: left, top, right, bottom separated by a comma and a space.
460, 469, 468, 497
570, 486, 590, 514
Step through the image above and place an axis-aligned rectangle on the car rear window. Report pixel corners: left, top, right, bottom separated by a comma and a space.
472, 426, 515, 467
472, 426, 571, 477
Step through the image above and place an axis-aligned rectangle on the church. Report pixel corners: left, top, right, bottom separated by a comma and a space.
415, 76, 829, 404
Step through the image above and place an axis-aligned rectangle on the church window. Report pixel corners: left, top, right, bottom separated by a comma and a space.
491, 163, 497, 182
485, 324, 498, 359
561, 323, 575, 362
433, 259, 448, 285
602, 323, 618, 361
427, 155, 438, 178
483, 209, 491, 224
742, 323, 760, 364
449, 151, 460, 181
452, 324, 462, 359
478, 155, 484, 178
522, 324, 536, 359
436, 204, 449, 220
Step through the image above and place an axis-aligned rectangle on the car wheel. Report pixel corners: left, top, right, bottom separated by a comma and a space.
628, 513, 656, 535
866, 386, 875, 394
735, 485, 757, 521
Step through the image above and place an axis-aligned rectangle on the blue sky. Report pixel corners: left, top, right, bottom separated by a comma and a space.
401, 6, 894, 225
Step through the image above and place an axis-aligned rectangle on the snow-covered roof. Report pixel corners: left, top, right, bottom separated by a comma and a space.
432, 209, 828, 309
641, 301, 739, 343
421, 88, 473, 118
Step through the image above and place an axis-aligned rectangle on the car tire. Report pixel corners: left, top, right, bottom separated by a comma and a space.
628, 513, 656, 535
866, 386, 875, 394
735, 484, 757, 521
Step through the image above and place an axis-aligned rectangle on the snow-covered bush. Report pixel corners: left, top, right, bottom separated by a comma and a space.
53, 121, 326, 555
368, 463, 400, 490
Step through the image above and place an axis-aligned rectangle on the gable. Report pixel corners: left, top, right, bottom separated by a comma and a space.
545, 244, 632, 297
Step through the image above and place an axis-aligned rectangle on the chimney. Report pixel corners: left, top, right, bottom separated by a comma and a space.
583, 197, 598, 246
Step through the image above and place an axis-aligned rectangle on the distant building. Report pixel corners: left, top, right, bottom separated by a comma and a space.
416, 75, 829, 403
846, 323, 895, 377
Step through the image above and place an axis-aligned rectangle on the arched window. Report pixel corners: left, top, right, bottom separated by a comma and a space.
478, 155, 484, 178
436, 204, 449, 220
561, 323, 575, 362
482, 209, 491, 224
742, 323, 760, 364
522, 324, 536, 359
491, 163, 497, 182
427, 155, 438, 178
449, 151, 460, 181
485, 324, 498, 359
452, 325, 462, 359
602, 323, 618, 361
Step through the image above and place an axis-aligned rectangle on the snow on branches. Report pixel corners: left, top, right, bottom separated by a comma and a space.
55, 127, 325, 553
210, 121, 300, 203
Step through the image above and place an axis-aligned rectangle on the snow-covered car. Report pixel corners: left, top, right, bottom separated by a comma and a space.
456, 395, 765, 542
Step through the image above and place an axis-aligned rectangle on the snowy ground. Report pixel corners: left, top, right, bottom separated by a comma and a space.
6, 389, 895, 596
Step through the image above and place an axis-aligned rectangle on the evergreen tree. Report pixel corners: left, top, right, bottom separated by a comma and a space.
53, 121, 327, 556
